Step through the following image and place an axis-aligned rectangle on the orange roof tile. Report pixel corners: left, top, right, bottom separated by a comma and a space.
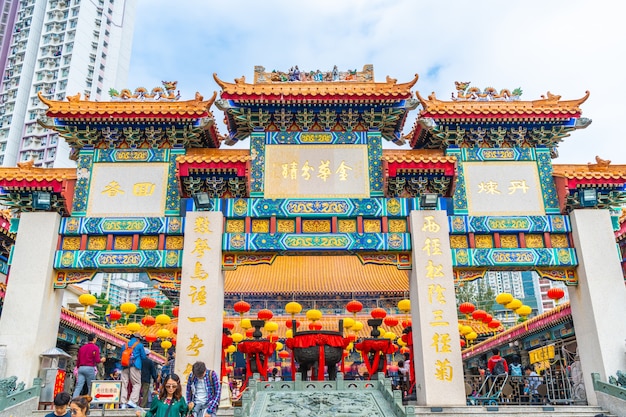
38, 91, 217, 118
224, 256, 409, 295
381, 149, 457, 164
416, 90, 589, 117
176, 148, 251, 164
552, 161, 626, 180
214, 73, 418, 100
0, 160, 76, 183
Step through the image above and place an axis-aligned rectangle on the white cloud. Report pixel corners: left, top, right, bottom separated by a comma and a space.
127, 0, 626, 164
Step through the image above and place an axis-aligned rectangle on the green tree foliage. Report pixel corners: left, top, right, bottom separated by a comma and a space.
455, 279, 496, 316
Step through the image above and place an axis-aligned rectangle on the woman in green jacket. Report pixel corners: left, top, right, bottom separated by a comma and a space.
136, 373, 191, 417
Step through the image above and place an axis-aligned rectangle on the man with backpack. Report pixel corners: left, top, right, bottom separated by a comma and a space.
186, 361, 221, 417
487, 348, 509, 375
120, 332, 146, 409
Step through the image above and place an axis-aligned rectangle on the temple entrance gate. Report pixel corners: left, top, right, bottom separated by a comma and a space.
0, 68, 623, 410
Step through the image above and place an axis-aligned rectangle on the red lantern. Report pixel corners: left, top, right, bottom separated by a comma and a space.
342, 351, 349, 358
278, 350, 290, 359
172, 306, 179, 317
108, 310, 122, 322
141, 315, 156, 327
547, 287, 565, 301
347, 334, 357, 343
285, 320, 301, 329
400, 346, 410, 354
346, 300, 363, 315
144, 334, 157, 343
383, 316, 399, 327
245, 329, 255, 338
401, 319, 412, 328
234, 301, 251, 315
460, 339, 466, 348
223, 321, 235, 331
370, 308, 387, 319
471, 309, 487, 321
257, 309, 273, 321
139, 297, 157, 310
308, 322, 322, 331
482, 314, 493, 324
171, 337, 176, 346
459, 302, 475, 316
488, 320, 501, 330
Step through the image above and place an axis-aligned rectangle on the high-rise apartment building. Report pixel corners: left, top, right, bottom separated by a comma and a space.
0, 0, 137, 167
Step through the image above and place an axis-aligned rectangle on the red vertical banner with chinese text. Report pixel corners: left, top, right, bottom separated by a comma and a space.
409, 210, 466, 406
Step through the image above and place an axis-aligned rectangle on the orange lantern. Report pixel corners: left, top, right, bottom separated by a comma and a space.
278, 350, 290, 359
144, 334, 157, 343
234, 301, 251, 316
139, 297, 157, 311
471, 309, 487, 321
108, 310, 122, 322
346, 300, 363, 316
383, 316, 399, 327
459, 302, 475, 317
141, 315, 156, 327
547, 287, 565, 305
257, 309, 273, 321
370, 308, 387, 319
400, 346, 410, 354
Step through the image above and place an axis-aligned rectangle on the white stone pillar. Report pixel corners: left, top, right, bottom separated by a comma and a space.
176, 211, 225, 389
569, 209, 626, 406
0, 212, 61, 386
409, 210, 466, 406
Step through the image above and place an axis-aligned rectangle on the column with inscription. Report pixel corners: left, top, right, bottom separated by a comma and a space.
176, 211, 225, 388
409, 210, 466, 406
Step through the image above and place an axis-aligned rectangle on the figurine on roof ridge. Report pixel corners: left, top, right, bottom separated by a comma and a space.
108, 81, 181, 101
253, 64, 375, 83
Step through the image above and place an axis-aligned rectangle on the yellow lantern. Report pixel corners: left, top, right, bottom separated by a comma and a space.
155, 314, 171, 326
460, 325, 473, 335
231, 332, 244, 344
305, 309, 322, 322
343, 317, 355, 329
225, 345, 236, 354
506, 299, 522, 311
397, 299, 411, 313
352, 321, 364, 332
285, 329, 293, 339
516, 305, 532, 318
78, 293, 97, 319
397, 337, 406, 347
127, 322, 141, 333
240, 318, 252, 330
264, 321, 279, 333
120, 302, 137, 315
466, 331, 478, 342
275, 342, 284, 351
495, 293, 513, 306
285, 302, 302, 316
156, 328, 171, 339
346, 342, 353, 351
383, 331, 396, 340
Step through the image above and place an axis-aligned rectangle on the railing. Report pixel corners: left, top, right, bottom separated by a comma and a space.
0, 377, 41, 412
592, 372, 626, 402
463, 373, 586, 406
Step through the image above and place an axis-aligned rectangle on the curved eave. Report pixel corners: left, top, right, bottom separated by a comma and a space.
177, 149, 250, 177
415, 90, 588, 119
0, 168, 76, 193
38, 91, 217, 120
552, 164, 626, 189
214, 73, 417, 102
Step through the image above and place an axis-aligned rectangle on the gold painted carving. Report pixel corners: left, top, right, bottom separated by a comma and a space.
139, 236, 159, 250
251, 219, 269, 233
449, 236, 468, 249
166, 236, 184, 250
338, 219, 356, 233
388, 219, 406, 233
474, 235, 493, 248
62, 237, 81, 250
226, 220, 245, 233
87, 236, 107, 250
364, 219, 381, 233
550, 234, 569, 248
277, 219, 295, 233
500, 235, 518, 248
525, 234, 544, 248
114, 236, 133, 250
302, 219, 331, 233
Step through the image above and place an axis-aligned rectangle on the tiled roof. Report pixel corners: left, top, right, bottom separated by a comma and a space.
38, 91, 217, 119
552, 162, 626, 181
458, 318, 504, 336
176, 148, 251, 164
381, 149, 457, 164
224, 256, 409, 296
0, 161, 76, 183
416, 90, 589, 118
214, 73, 417, 101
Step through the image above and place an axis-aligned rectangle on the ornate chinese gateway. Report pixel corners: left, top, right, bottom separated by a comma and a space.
0, 67, 624, 414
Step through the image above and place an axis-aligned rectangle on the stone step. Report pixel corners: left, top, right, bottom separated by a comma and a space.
31, 407, 236, 417
410, 405, 613, 417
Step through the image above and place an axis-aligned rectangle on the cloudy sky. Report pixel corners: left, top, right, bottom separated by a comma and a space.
126, 0, 625, 164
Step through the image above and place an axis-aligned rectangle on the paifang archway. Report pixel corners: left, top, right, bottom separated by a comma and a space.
0, 68, 624, 408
